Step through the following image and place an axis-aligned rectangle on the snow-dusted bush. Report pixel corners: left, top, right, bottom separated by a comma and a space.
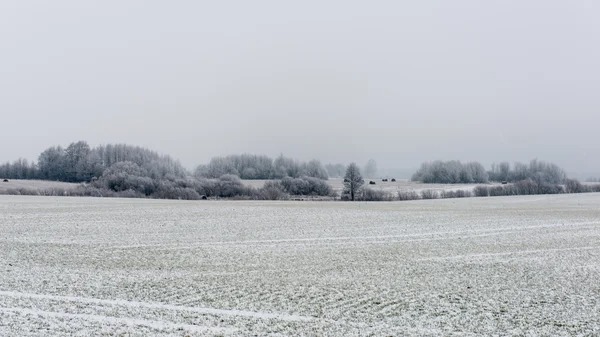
441, 190, 472, 198
397, 190, 420, 201
565, 179, 585, 193
258, 181, 289, 200
358, 188, 394, 201
420, 189, 439, 199
473, 186, 489, 197
280, 176, 333, 196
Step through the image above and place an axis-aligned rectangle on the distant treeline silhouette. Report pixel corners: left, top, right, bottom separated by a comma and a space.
411, 159, 567, 185
411, 161, 489, 184
0, 141, 337, 200
194, 154, 329, 180
1, 141, 599, 201
0, 142, 186, 183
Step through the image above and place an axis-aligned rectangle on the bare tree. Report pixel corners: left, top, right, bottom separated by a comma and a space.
343, 163, 364, 201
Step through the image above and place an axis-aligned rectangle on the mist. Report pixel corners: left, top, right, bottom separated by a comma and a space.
1, 1, 599, 178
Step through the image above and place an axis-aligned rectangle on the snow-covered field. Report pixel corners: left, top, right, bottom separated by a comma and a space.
0, 179, 78, 194
1, 194, 599, 336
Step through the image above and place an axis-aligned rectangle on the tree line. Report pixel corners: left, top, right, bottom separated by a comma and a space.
194, 154, 329, 180
1, 141, 598, 201
411, 159, 567, 185
411, 160, 488, 184
0, 141, 187, 183
0, 141, 341, 200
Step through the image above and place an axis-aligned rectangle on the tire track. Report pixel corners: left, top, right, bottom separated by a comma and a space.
419, 245, 600, 261
0, 290, 314, 322
0, 307, 236, 334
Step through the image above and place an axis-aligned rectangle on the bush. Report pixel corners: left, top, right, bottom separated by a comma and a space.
488, 186, 506, 197
537, 182, 563, 195
397, 190, 420, 201
257, 181, 289, 200
420, 189, 439, 199
565, 179, 585, 193
115, 189, 145, 198
152, 182, 201, 200
358, 188, 394, 201
280, 176, 333, 196
215, 174, 254, 198
441, 190, 472, 198
473, 186, 489, 197
514, 179, 538, 195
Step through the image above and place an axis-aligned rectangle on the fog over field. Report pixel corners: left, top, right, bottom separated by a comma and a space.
1, 195, 599, 335
1, 1, 600, 177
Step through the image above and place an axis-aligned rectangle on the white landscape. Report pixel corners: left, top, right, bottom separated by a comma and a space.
1, 194, 599, 336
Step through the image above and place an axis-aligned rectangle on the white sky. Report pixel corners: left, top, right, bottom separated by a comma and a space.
1, 0, 599, 177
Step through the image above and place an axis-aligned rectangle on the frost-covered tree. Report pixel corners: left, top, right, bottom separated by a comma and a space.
325, 163, 346, 178
489, 162, 511, 182
273, 154, 301, 179
0, 158, 38, 180
343, 163, 364, 201
302, 160, 328, 180
194, 154, 329, 180
411, 160, 488, 183
363, 159, 377, 178
487, 159, 566, 184
38, 146, 67, 181
64, 141, 92, 182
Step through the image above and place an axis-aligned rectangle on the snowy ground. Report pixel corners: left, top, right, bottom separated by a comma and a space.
1, 194, 599, 336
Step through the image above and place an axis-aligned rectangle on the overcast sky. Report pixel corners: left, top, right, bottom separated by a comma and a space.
1, 0, 599, 177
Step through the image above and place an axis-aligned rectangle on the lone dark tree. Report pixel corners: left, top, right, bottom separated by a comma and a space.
343, 163, 364, 201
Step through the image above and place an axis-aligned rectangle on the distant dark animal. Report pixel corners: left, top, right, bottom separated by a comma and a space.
369, 181, 376, 185
201, 195, 208, 200
382, 179, 388, 182
391, 178, 396, 182
501, 181, 508, 185
2, 179, 8, 182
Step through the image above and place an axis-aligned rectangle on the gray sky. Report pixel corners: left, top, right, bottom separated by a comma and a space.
1, 0, 599, 177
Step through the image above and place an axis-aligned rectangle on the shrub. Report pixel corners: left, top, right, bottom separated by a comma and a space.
420, 189, 439, 199
441, 190, 472, 198
589, 184, 600, 192
514, 179, 538, 195
280, 176, 333, 196
565, 179, 585, 193
397, 190, 420, 201
215, 174, 254, 198
258, 181, 289, 200
152, 182, 201, 200
488, 186, 506, 197
115, 189, 145, 198
358, 188, 394, 201
473, 186, 489, 197
537, 183, 563, 195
